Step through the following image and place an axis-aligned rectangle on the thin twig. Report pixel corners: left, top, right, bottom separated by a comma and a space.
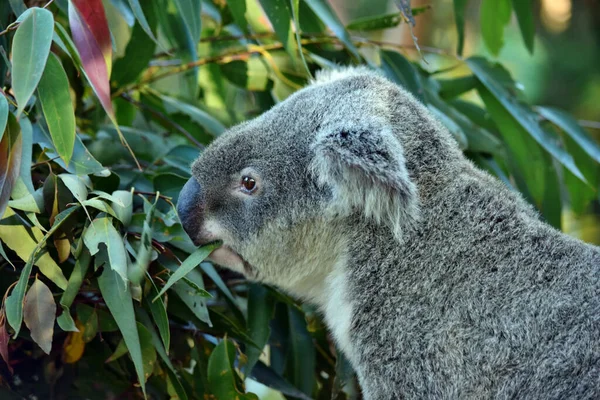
119, 92, 204, 148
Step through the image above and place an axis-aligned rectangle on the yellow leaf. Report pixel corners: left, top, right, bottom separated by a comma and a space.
63, 320, 85, 364
0, 208, 67, 289
54, 236, 71, 263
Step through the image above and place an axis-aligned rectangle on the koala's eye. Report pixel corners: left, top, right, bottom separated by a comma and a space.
241, 176, 257, 193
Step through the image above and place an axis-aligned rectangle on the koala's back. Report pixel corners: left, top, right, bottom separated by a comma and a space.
345, 163, 600, 399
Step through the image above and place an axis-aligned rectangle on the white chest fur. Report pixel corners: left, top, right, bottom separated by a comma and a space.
323, 267, 354, 359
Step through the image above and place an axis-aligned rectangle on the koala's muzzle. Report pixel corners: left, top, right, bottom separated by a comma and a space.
177, 178, 204, 245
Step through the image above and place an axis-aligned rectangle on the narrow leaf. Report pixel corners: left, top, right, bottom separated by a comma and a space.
111, 5, 157, 87
145, 279, 170, 353
468, 57, 585, 181
0, 319, 13, 374
153, 242, 220, 301
380, 50, 424, 103
12, 7, 54, 116
346, 7, 429, 31
97, 265, 146, 396
0, 114, 22, 220
83, 217, 129, 283
68, 0, 113, 117
208, 339, 259, 400
70, 0, 112, 75
0, 95, 7, 142
453, 0, 468, 55
173, 0, 201, 43
480, 0, 512, 56
537, 106, 600, 164
160, 94, 226, 136
23, 278, 57, 354
4, 206, 76, 336
245, 284, 275, 373
259, 0, 297, 59
127, 0, 161, 47
37, 54, 76, 166
303, 0, 361, 59
511, 0, 535, 54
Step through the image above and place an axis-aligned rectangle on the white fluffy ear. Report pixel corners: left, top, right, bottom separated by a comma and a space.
310, 119, 419, 240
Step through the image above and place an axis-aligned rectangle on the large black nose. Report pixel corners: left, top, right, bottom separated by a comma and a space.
177, 178, 204, 243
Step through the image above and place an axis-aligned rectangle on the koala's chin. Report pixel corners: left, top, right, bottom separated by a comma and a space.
178, 66, 600, 400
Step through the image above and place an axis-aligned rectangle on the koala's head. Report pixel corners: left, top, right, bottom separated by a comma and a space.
177, 67, 427, 300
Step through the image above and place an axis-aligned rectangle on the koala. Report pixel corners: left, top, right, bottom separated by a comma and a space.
177, 67, 600, 399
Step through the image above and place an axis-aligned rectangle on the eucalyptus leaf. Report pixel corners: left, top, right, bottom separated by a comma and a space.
97, 264, 147, 396
12, 7, 54, 116
153, 242, 220, 301
23, 278, 56, 354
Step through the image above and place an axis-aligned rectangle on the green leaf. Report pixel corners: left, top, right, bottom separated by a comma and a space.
347, 12, 403, 31
3, 207, 74, 335
128, 197, 155, 285
227, 0, 248, 32
468, 57, 585, 181
511, 0, 535, 54
208, 339, 259, 400
59, 246, 91, 315
127, 0, 161, 48
259, 0, 297, 59
0, 95, 7, 142
153, 242, 220, 301
106, 338, 129, 362
76, 303, 99, 343
0, 114, 22, 220
11, 117, 37, 202
23, 278, 56, 354
57, 305, 79, 332
287, 306, 316, 396
380, 50, 424, 103
160, 94, 226, 136
37, 54, 76, 166
83, 217, 129, 283
137, 322, 158, 382
137, 308, 188, 400
346, 7, 430, 32
480, 0, 512, 56
9, 0, 27, 16
245, 284, 275, 374
437, 76, 478, 99
478, 85, 546, 205
59, 174, 88, 208
33, 124, 108, 176
145, 279, 170, 353
110, 190, 134, 226
97, 265, 146, 396
12, 7, 54, 116
537, 106, 600, 164
111, 2, 157, 87
220, 59, 274, 92
453, 0, 468, 55
303, 0, 361, 60
172, 268, 212, 325
173, 0, 201, 44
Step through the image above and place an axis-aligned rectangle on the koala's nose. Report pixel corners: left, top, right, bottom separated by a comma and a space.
177, 178, 205, 244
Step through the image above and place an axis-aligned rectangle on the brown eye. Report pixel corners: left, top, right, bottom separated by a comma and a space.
241, 176, 257, 192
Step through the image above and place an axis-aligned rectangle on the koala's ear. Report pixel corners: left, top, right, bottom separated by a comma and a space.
310, 120, 419, 240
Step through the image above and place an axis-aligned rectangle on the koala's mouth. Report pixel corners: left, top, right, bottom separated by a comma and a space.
208, 245, 255, 278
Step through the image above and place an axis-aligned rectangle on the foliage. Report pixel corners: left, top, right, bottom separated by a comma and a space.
0, 0, 598, 398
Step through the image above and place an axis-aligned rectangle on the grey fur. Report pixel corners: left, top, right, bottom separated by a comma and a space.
178, 67, 600, 399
